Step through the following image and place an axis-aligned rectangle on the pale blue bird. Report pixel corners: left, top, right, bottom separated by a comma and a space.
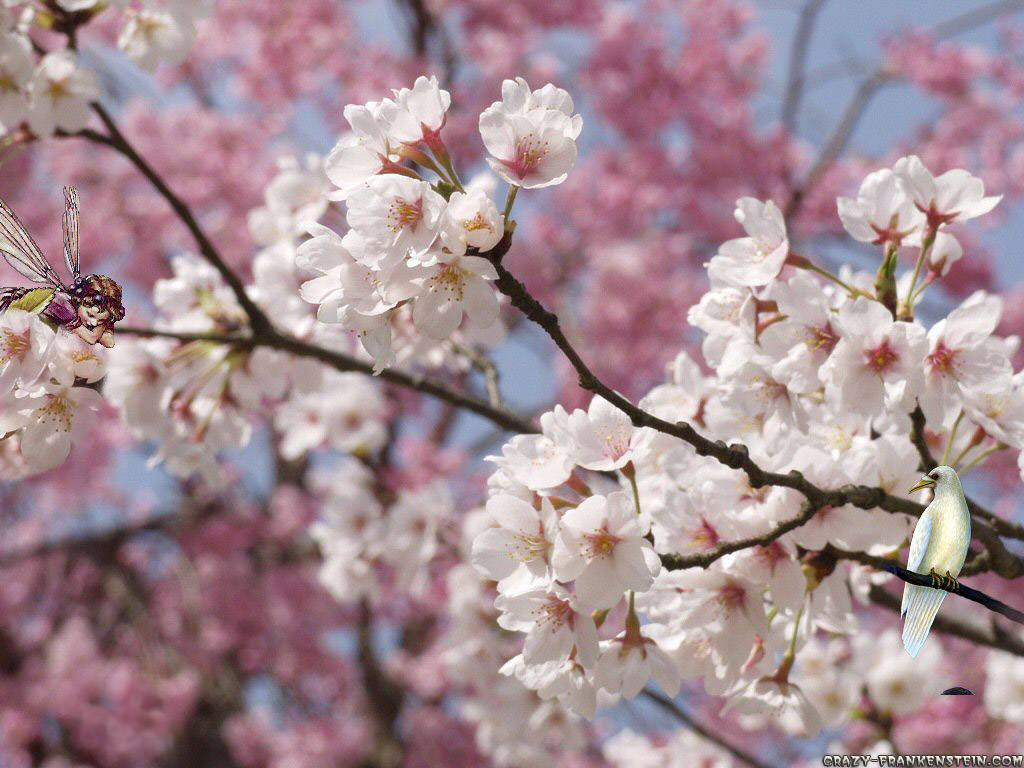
902, 465, 971, 657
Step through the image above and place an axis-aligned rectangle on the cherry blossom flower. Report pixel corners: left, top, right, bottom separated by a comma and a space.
706, 197, 789, 288
819, 296, 927, 415
560, 395, 645, 472
593, 625, 681, 700
984, 650, 1024, 722
118, 7, 200, 71
486, 432, 573, 491
495, 585, 599, 667
472, 494, 559, 583
479, 78, 583, 189
411, 254, 500, 339
894, 154, 1001, 225
0, 309, 53, 389
383, 75, 451, 146
10, 366, 103, 472
726, 674, 823, 737
0, 31, 32, 131
920, 290, 1011, 426
324, 101, 399, 199
837, 168, 924, 245
25, 51, 100, 138
346, 175, 448, 266
551, 492, 660, 609
440, 187, 505, 256
759, 272, 841, 394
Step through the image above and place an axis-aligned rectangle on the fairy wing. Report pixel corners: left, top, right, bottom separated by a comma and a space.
0, 195, 65, 289
62, 186, 80, 280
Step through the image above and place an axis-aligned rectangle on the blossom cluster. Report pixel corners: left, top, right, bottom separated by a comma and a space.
298, 75, 580, 371
462, 152, 1021, 738
0, 1, 210, 139
0, 308, 104, 474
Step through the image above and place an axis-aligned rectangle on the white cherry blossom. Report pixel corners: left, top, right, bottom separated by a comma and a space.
383, 74, 451, 145
0, 31, 31, 131
551, 492, 660, 610
26, 51, 100, 138
472, 494, 559, 583
894, 154, 1001, 224
346, 175, 448, 266
593, 625, 681, 699
496, 585, 599, 668
706, 198, 789, 288
837, 168, 924, 245
479, 78, 583, 189
920, 290, 1011, 427
411, 254, 499, 340
819, 296, 926, 415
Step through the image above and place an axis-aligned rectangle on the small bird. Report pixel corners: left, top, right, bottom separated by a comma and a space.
902, 465, 971, 657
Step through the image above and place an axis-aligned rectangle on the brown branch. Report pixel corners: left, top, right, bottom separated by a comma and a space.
485, 235, 913, 513
483, 235, 1024, 585
781, 0, 827, 134
832, 547, 1024, 625
118, 325, 535, 434
356, 600, 405, 768
642, 690, 770, 768
784, 0, 1024, 220
661, 500, 819, 571
868, 583, 1024, 657
80, 105, 274, 336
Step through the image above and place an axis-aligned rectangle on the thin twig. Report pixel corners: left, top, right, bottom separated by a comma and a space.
454, 343, 504, 408
660, 501, 819, 570
642, 689, 770, 768
118, 325, 535, 434
80, 106, 274, 336
784, 0, 1024, 219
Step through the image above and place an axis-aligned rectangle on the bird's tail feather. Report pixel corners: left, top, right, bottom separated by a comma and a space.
902, 583, 947, 657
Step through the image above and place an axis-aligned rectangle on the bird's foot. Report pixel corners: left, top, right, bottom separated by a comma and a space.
928, 568, 959, 590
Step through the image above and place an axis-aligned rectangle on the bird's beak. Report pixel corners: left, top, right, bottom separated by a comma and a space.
909, 476, 936, 493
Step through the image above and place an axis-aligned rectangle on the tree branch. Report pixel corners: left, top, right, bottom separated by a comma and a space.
82, 104, 274, 336
831, 546, 1024, 625
660, 500, 819, 571
642, 689, 770, 768
784, 0, 1024, 220
119, 325, 535, 434
781, 0, 827, 135
868, 583, 1024, 657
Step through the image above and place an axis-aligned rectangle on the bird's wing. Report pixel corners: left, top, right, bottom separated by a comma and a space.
901, 507, 933, 617
906, 506, 932, 574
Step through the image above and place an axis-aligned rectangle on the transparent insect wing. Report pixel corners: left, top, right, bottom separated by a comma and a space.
0, 195, 65, 289
62, 186, 80, 279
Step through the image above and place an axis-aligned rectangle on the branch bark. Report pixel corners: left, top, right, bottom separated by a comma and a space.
118, 325, 534, 434
832, 546, 1024, 625
642, 689, 770, 768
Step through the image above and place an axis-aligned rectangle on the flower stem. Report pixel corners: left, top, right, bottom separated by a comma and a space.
628, 469, 642, 517
940, 410, 964, 467
958, 442, 1007, 476
949, 427, 986, 469
776, 591, 807, 682
902, 226, 937, 316
503, 185, 519, 225
791, 255, 866, 298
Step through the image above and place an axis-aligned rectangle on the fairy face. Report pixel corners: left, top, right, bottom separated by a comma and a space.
75, 301, 115, 347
